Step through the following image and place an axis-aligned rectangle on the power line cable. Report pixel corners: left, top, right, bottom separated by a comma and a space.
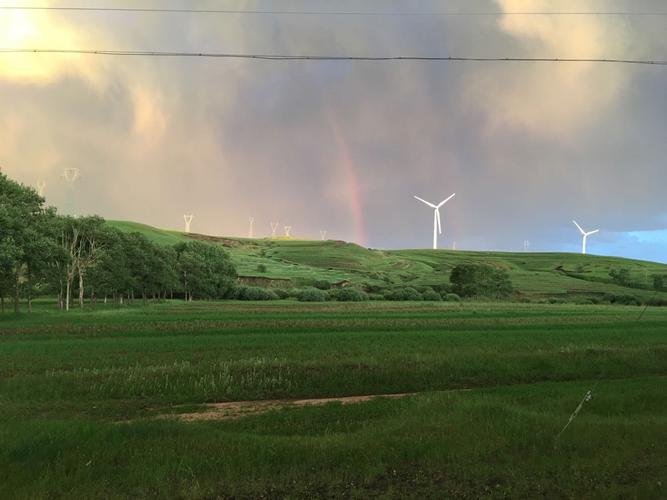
1, 48, 666, 66
1, 6, 667, 16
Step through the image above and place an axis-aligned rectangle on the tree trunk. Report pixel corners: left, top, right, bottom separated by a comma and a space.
14, 272, 20, 314
27, 269, 32, 313
65, 275, 72, 312
58, 280, 64, 310
78, 270, 84, 309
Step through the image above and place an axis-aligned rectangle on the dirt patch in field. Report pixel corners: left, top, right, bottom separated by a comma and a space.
168, 393, 415, 422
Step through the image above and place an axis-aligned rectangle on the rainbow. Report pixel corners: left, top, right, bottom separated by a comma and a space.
326, 110, 367, 246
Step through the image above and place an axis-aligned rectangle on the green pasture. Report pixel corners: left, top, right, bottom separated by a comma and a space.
1, 301, 665, 498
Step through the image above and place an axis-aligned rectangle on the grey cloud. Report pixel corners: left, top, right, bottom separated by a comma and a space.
1, 0, 666, 260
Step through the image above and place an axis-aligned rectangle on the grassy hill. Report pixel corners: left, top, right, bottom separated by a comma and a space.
108, 220, 667, 301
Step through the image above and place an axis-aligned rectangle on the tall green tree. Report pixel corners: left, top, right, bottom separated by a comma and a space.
174, 241, 236, 300
0, 173, 49, 313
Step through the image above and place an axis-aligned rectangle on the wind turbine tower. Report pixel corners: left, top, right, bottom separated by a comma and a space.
414, 193, 456, 250
248, 217, 255, 238
183, 215, 194, 233
270, 222, 279, 238
523, 240, 530, 252
320, 230, 327, 241
572, 220, 599, 255
37, 181, 46, 197
284, 226, 292, 238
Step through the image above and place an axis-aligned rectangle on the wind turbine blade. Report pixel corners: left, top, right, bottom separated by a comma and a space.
587, 229, 600, 235
414, 196, 437, 208
572, 220, 585, 234
437, 193, 456, 208
436, 209, 442, 234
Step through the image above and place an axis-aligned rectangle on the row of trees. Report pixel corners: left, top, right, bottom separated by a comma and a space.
0, 174, 236, 313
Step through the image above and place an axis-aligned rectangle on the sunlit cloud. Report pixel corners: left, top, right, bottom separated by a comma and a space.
465, 0, 632, 137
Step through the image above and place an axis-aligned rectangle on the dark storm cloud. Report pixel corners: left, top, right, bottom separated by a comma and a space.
1, 0, 666, 261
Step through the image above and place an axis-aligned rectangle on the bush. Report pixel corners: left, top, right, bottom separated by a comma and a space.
312, 280, 332, 290
603, 293, 640, 306
609, 268, 630, 286
234, 286, 278, 301
272, 288, 291, 299
611, 294, 641, 306
421, 289, 442, 301
297, 288, 329, 302
328, 288, 369, 302
256, 264, 267, 273
444, 293, 461, 302
431, 284, 452, 295
383, 287, 423, 301
449, 264, 513, 298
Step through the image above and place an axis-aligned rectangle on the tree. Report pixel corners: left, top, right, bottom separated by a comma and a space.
609, 268, 630, 286
653, 274, 665, 292
57, 216, 105, 311
450, 264, 513, 298
0, 173, 49, 313
174, 241, 236, 300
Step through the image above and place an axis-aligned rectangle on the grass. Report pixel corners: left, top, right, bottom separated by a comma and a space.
108, 220, 667, 301
1, 301, 666, 498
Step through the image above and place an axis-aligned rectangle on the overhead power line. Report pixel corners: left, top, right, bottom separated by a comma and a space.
1, 49, 666, 66
1, 6, 667, 16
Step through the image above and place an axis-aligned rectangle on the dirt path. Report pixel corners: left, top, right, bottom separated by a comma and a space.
167, 392, 416, 422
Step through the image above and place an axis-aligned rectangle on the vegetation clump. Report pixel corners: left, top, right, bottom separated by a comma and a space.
609, 268, 631, 286
604, 293, 641, 306
312, 280, 332, 290
450, 264, 513, 298
297, 288, 329, 302
328, 287, 369, 302
420, 289, 442, 301
234, 286, 278, 301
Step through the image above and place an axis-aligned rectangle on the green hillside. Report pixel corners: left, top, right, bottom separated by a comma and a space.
108, 220, 667, 301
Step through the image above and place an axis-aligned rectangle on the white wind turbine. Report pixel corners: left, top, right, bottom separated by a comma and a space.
572, 220, 599, 255
414, 193, 456, 249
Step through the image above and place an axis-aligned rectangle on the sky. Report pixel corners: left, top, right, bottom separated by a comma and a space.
1, 0, 666, 262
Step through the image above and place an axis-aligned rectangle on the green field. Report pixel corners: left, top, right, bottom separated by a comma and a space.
108, 220, 667, 301
1, 301, 666, 498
